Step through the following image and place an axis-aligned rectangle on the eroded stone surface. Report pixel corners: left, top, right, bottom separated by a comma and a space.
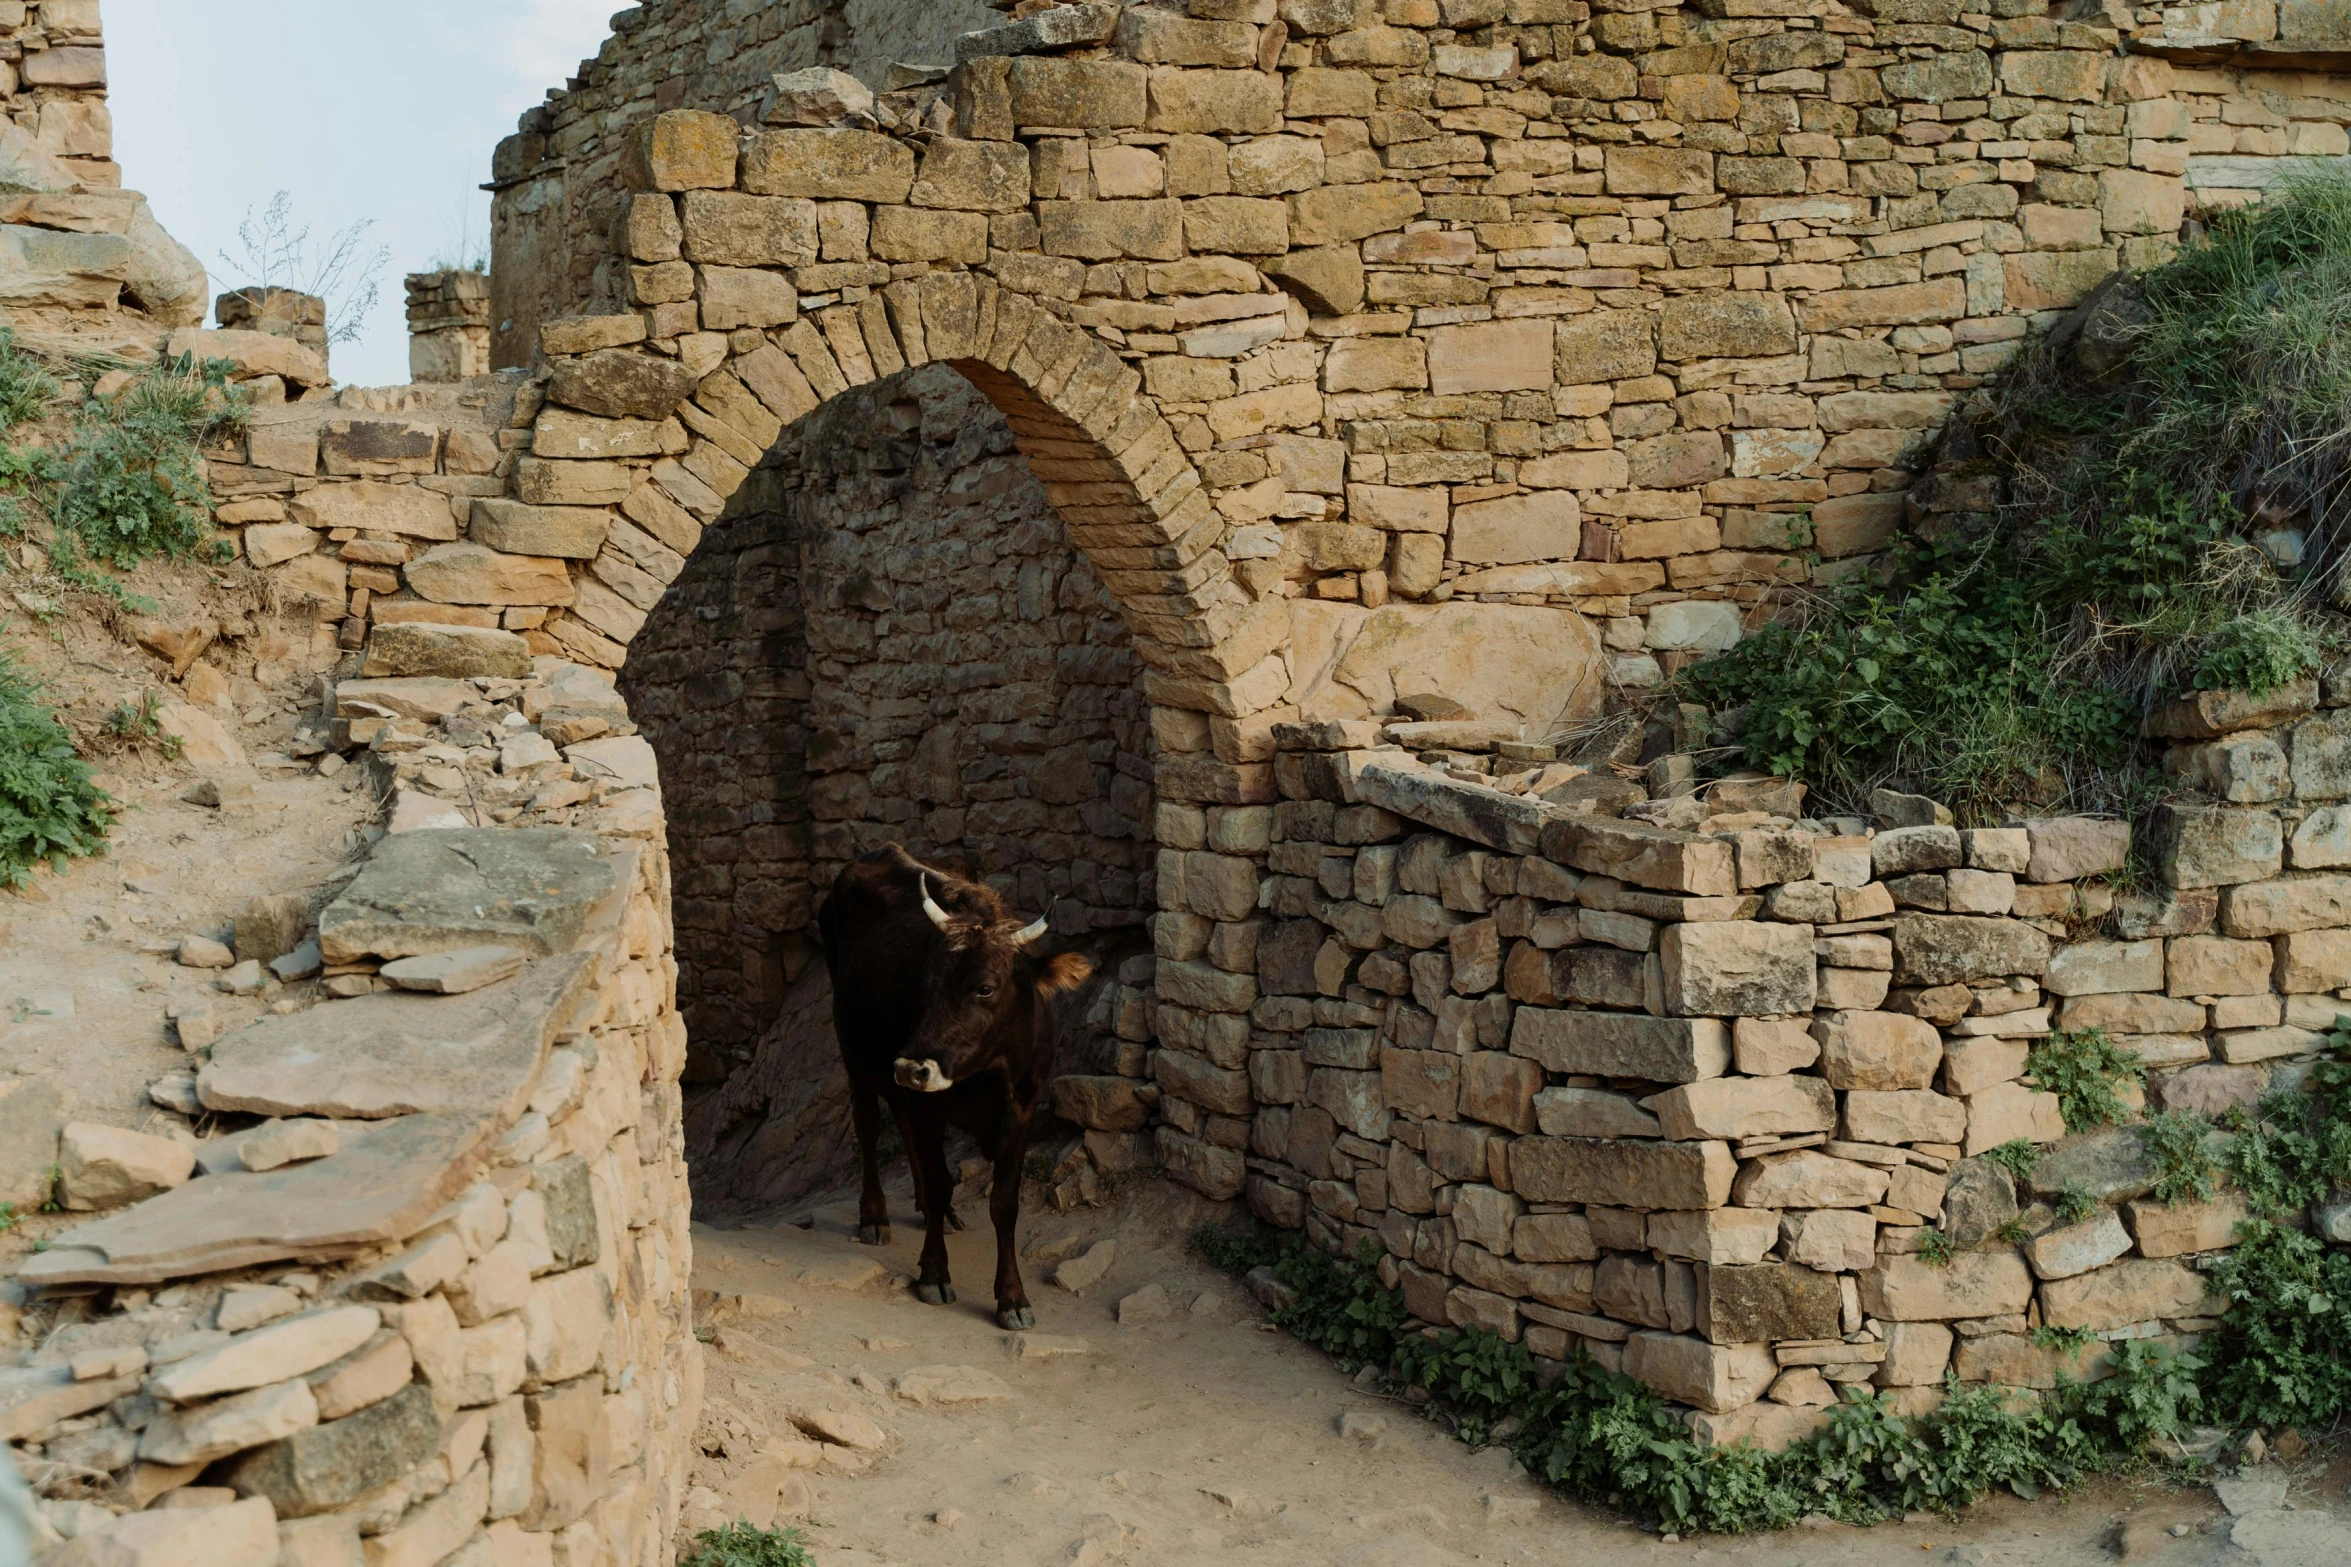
317, 830, 626, 963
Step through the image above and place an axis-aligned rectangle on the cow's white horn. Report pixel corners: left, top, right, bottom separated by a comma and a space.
1011, 915, 1049, 946
919, 874, 951, 931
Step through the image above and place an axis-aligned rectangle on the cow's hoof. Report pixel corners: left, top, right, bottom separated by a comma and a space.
946, 1208, 967, 1233
856, 1222, 889, 1245
915, 1280, 957, 1306
997, 1304, 1035, 1331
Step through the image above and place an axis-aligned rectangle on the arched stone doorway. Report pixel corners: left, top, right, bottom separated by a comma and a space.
619, 361, 1158, 1211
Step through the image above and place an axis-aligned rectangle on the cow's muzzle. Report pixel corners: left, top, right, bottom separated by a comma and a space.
894, 1057, 952, 1093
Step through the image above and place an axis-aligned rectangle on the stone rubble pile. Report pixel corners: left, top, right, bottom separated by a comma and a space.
1132, 700, 2351, 1445
3, 641, 698, 1564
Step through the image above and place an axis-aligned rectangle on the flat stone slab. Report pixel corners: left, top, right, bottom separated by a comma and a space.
198, 952, 594, 1121
563, 734, 659, 790
318, 829, 626, 963
0, 1074, 68, 1208
18, 1113, 499, 1286
380, 944, 527, 995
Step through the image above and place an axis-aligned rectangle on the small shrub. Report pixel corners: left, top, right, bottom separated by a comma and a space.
103, 690, 181, 758
46, 353, 246, 574
2027, 1029, 2145, 1133
0, 1201, 16, 1234
678, 1523, 812, 1567
2146, 1110, 2220, 1206
1980, 1139, 2042, 1183
1915, 1228, 1953, 1267
2032, 1324, 2098, 1354
2220, 1028, 2351, 1216
2192, 608, 2324, 696
2201, 1219, 2351, 1430
0, 649, 114, 889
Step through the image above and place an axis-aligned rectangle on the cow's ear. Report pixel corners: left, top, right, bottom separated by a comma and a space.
1036, 952, 1091, 996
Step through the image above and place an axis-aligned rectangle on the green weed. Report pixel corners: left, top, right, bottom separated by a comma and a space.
2027, 1029, 2145, 1133
2146, 1110, 2220, 1206
678, 1523, 812, 1567
0, 648, 113, 889
1198, 1222, 2214, 1536
1980, 1139, 2042, 1183
1915, 1228, 1953, 1267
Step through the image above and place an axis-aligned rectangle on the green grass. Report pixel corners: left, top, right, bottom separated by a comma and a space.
0, 335, 245, 602
1678, 170, 2351, 819
0, 648, 113, 889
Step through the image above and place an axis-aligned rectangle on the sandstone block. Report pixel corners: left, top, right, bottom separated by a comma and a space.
1533, 1087, 1663, 1138
1622, 1332, 1774, 1414
2220, 873, 2351, 937
2038, 1257, 2221, 1330
405, 543, 574, 607
1731, 1150, 1889, 1209
363, 620, 535, 679
1858, 1251, 2031, 1321
1451, 491, 1579, 566
2166, 934, 2272, 995
60, 1121, 194, 1210
1843, 1089, 1966, 1146
1555, 308, 1656, 385
1508, 1136, 1736, 1210
2028, 1210, 2133, 1280
1658, 292, 1797, 359
2045, 939, 2164, 997
1659, 921, 1815, 1017
1697, 1262, 1841, 1345
2125, 1193, 2249, 1258
1427, 319, 1553, 395
1511, 1009, 1728, 1083
1647, 1207, 1781, 1265
1780, 1207, 1876, 1271
1814, 1010, 1940, 1090
1876, 1320, 1954, 1387
2152, 804, 2282, 888
1962, 1080, 2066, 1154
153, 1307, 380, 1403
626, 111, 738, 191
1007, 57, 1149, 129
218, 1381, 438, 1519
1893, 915, 2051, 985
740, 129, 913, 201
1644, 1075, 1834, 1142
139, 1377, 318, 1465
2023, 817, 2131, 882
42, 1496, 279, 1567
1733, 1018, 1819, 1076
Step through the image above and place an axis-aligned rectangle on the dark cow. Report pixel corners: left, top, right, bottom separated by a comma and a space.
816, 845, 1090, 1329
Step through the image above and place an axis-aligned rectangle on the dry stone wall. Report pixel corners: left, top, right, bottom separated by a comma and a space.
1169, 699, 2351, 1447
5, 658, 700, 1566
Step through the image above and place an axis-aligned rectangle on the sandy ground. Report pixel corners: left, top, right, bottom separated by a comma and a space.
0, 586, 372, 1136
684, 1178, 2349, 1567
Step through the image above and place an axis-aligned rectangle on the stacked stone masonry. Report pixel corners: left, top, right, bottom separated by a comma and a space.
0, 0, 210, 346
3, 656, 701, 1565
1198, 703, 2351, 1447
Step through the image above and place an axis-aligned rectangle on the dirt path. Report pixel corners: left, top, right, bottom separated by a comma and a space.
683, 1179, 2325, 1567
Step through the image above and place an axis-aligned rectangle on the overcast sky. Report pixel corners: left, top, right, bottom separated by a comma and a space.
109, 0, 620, 387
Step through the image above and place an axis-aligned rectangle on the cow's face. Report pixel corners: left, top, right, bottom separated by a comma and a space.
893, 882, 1090, 1092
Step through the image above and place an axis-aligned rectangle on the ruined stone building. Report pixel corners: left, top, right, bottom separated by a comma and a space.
14, 0, 2351, 1557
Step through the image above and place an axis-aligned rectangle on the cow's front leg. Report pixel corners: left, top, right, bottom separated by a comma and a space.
848, 1078, 889, 1245
909, 1116, 957, 1307
990, 1113, 1034, 1330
